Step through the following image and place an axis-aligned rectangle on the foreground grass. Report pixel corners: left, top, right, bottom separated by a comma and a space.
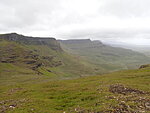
0, 67, 150, 113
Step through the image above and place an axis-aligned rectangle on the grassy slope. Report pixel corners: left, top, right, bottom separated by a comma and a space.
0, 39, 99, 81
0, 66, 149, 113
0, 38, 150, 113
60, 41, 150, 73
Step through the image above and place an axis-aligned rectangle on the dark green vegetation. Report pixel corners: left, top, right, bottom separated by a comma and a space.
59, 39, 150, 73
0, 33, 150, 113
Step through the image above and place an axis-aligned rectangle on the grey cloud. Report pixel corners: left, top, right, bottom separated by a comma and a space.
99, 0, 150, 18
58, 28, 150, 40
0, 0, 61, 31
0, 0, 150, 45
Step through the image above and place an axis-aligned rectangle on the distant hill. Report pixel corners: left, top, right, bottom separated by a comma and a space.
103, 41, 150, 57
0, 33, 150, 113
1, 33, 149, 78
0, 33, 98, 80
59, 39, 150, 72
0, 33, 62, 51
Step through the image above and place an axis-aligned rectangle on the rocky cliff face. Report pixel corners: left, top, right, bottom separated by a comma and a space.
0, 33, 62, 51
139, 64, 150, 69
59, 39, 104, 49
59, 39, 92, 44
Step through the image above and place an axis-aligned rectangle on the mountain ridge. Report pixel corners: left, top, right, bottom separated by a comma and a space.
59, 39, 150, 71
0, 33, 62, 51
0, 33, 100, 79
1, 33, 150, 75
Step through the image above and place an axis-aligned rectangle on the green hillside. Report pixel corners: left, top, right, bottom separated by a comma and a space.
59, 39, 150, 73
0, 33, 99, 80
0, 33, 150, 113
0, 64, 149, 113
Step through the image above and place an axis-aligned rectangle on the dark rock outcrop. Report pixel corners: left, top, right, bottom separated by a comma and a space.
0, 33, 62, 51
109, 84, 146, 95
59, 39, 92, 44
59, 39, 104, 49
139, 64, 150, 69
32, 63, 43, 70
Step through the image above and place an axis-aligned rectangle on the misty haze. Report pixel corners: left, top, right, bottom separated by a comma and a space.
0, 0, 150, 113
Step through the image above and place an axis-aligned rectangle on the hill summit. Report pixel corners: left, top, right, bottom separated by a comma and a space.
0, 33, 62, 51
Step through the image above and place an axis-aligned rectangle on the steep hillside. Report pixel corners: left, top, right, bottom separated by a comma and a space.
0, 64, 149, 113
0, 33, 62, 51
59, 39, 150, 72
0, 33, 98, 80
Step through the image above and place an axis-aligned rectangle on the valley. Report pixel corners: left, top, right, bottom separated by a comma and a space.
59, 39, 150, 71
0, 33, 150, 113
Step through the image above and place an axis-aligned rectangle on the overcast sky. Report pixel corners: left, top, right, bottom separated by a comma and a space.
1, 0, 150, 45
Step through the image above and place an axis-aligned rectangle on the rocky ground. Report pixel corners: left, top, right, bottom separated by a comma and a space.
107, 84, 150, 113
